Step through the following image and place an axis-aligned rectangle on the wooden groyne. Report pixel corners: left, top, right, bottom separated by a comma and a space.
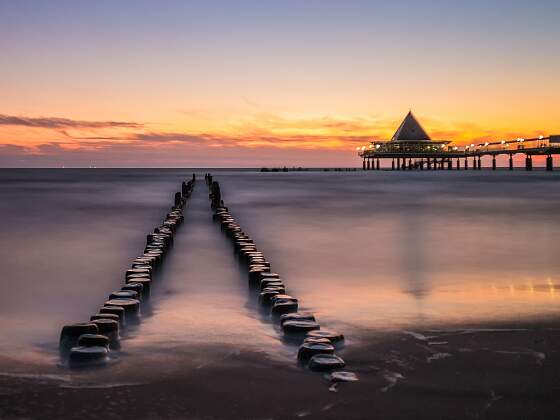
58, 175, 196, 367
205, 173, 356, 381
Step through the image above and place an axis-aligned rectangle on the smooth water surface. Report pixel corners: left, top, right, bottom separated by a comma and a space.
1, 169, 559, 373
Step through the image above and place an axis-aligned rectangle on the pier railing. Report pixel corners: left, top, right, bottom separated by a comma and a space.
359, 136, 560, 159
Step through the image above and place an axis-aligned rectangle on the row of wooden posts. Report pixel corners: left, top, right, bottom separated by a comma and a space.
58, 176, 196, 366
205, 173, 358, 382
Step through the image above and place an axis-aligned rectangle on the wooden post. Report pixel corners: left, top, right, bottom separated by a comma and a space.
363, 159, 366, 170
464, 158, 468, 170
376, 158, 380, 170
366, 159, 371, 170
477, 157, 482, 170
492, 156, 496, 170
456, 158, 460, 170
509, 155, 513, 170
392, 159, 395, 170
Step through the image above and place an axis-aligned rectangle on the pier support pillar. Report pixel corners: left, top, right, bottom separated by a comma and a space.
509, 155, 513, 170
477, 157, 482, 170
546, 156, 553, 171
362, 159, 366, 170
376, 158, 380, 170
366, 159, 371, 170
492, 156, 496, 170
402, 160, 407, 170
525, 155, 532, 171
464, 158, 468, 170
447, 159, 452, 170
419, 160, 424, 170
427, 158, 431, 170
456, 158, 460, 170
396, 158, 400, 170
391, 159, 395, 170
408, 159, 413, 170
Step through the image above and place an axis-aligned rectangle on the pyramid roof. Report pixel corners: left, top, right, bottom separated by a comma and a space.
391, 111, 431, 141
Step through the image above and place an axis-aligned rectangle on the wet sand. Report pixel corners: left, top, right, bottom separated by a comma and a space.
2, 321, 559, 419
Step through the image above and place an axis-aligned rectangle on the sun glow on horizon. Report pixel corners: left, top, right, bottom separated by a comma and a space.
1, 0, 559, 166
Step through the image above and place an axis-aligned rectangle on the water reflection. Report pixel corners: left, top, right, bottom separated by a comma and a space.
221, 171, 560, 333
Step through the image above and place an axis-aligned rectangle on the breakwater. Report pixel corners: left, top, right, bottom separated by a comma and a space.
58, 175, 196, 366
205, 173, 357, 381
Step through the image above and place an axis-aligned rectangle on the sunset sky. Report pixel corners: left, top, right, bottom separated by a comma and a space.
1, 0, 559, 167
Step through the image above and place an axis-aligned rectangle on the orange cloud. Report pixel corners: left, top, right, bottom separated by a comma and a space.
0, 112, 556, 167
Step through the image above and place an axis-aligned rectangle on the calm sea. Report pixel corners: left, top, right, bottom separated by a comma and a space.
1, 169, 559, 372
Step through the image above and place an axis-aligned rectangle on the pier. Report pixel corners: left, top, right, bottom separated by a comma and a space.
358, 111, 560, 171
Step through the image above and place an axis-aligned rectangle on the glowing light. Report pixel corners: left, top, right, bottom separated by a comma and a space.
484, 142, 489, 146
376, 144, 380, 149
539, 135, 544, 140
501, 140, 506, 144
548, 278, 555, 295
355, 147, 360, 151
368, 144, 373, 149
470, 144, 475, 147
361, 146, 366, 150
